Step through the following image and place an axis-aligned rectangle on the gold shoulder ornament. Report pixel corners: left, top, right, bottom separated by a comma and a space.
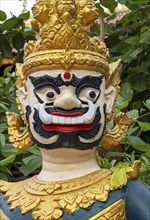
0, 162, 140, 220
0, 169, 112, 220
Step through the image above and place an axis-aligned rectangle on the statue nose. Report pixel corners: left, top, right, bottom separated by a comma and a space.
54, 91, 82, 110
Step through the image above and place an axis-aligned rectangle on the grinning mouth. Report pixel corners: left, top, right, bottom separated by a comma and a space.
39, 101, 96, 126
42, 111, 93, 132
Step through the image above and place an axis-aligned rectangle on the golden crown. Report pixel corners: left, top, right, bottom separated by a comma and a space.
21, 0, 111, 81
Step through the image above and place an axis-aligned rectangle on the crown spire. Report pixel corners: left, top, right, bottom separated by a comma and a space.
21, 0, 110, 82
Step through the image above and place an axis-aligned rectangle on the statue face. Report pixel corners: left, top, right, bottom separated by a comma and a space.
19, 69, 115, 150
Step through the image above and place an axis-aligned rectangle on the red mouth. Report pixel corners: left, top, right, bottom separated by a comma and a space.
42, 112, 93, 132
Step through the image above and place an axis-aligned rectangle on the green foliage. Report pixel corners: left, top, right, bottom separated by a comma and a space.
140, 153, 150, 186
111, 161, 133, 188
97, 0, 150, 186
0, 11, 35, 62
0, 11, 39, 181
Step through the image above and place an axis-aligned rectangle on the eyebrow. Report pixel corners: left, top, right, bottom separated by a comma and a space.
29, 74, 63, 87
29, 74, 103, 89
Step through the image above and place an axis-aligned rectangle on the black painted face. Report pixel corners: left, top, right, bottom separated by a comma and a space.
25, 71, 107, 150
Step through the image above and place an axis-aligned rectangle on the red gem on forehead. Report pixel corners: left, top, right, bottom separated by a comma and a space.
64, 72, 71, 79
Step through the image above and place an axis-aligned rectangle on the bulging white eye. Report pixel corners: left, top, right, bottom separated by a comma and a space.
89, 90, 96, 99
45, 90, 56, 101
46, 91, 55, 99
78, 88, 100, 102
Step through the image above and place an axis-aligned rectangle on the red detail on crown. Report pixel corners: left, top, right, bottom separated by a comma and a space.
64, 72, 71, 79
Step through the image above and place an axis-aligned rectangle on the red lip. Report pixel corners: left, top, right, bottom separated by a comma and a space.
42, 123, 93, 132
42, 111, 93, 132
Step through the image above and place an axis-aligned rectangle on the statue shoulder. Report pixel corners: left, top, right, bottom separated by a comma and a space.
125, 179, 150, 220
0, 169, 112, 220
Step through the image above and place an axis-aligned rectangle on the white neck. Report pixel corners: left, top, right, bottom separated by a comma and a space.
37, 148, 100, 181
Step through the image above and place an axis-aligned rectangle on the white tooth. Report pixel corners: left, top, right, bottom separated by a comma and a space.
39, 103, 52, 124
76, 116, 84, 124
71, 117, 77, 124
58, 116, 65, 124
52, 115, 59, 124
64, 117, 71, 124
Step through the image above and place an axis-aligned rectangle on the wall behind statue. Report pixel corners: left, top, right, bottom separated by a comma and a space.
0, 0, 34, 18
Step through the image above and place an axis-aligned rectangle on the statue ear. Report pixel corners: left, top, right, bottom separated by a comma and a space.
105, 85, 116, 113
18, 87, 28, 113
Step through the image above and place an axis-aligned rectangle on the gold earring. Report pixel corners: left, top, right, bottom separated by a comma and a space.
6, 112, 33, 149
100, 112, 136, 151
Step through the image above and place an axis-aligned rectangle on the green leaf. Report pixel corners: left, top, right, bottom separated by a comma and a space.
26, 146, 41, 156
0, 172, 8, 181
0, 35, 12, 58
127, 126, 138, 136
118, 0, 126, 4
143, 99, 150, 110
0, 165, 12, 175
22, 155, 37, 165
2, 149, 19, 157
0, 133, 5, 147
0, 102, 8, 110
127, 109, 139, 119
4, 65, 13, 76
19, 156, 42, 176
1, 18, 17, 30
120, 82, 133, 102
19, 11, 30, 20
127, 0, 150, 4
111, 167, 127, 188
0, 10, 7, 21
0, 155, 16, 166
117, 100, 129, 110
129, 47, 143, 59
12, 33, 25, 50
100, 0, 117, 13
126, 136, 150, 153
106, 151, 125, 158
132, 75, 147, 92
125, 36, 139, 45
140, 29, 150, 44
137, 121, 150, 131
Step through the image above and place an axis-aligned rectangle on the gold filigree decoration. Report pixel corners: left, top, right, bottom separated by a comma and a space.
19, 0, 112, 83
100, 113, 136, 151
16, 63, 27, 124
127, 160, 141, 179
0, 209, 9, 220
0, 169, 116, 220
6, 112, 33, 149
90, 199, 126, 220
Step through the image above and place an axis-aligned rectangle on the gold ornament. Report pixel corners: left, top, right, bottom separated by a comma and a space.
5, 63, 33, 150
100, 112, 136, 151
19, 0, 115, 85
6, 112, 33, 149
0, 169, 115, 220
0, 209, 9, 220
0, 165, 138, 220
90, 199, 126, 220
127, 160, 141, 179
